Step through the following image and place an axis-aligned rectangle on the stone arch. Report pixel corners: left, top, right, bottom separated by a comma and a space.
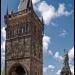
8, 63, 28, 75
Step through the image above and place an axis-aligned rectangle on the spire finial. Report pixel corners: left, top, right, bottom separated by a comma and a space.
6, 0, 8, 15
6, 7, 8, 15
27, 0, 33, 10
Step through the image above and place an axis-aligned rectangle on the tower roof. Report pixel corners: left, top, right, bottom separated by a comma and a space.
18, 0, 33, 11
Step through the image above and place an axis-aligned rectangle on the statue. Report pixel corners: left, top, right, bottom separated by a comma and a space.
60, 49, 73, 75
63, 49, 69, 66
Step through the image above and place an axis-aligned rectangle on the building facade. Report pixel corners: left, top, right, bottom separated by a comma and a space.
60, 50, 73, 75
4, 0, 44, 75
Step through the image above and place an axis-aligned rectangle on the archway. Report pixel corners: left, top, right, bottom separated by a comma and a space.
8, 63, 27, 75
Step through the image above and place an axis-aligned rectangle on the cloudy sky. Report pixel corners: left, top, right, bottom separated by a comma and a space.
1, 0, 74, 75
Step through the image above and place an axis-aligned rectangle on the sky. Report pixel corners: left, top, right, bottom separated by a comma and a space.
1, 0, 74, 75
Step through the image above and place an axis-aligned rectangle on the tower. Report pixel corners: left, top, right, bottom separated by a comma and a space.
4, 0, 44, 75
60, 50, 72, 75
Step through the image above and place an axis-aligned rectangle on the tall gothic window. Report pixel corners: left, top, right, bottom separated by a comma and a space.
26, 23, 30, 33
18, 25, 25, 34
21, 27, 24, 33
13, 29, 16, 36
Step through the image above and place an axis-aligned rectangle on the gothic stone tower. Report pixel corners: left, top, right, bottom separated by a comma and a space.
60, 50, 73, 75
4, 0, 44, 75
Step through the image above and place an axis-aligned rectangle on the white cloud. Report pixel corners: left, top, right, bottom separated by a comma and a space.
43, 35, 51, 53
56, 69, 61, 75
1, 41, 5, 58
1, 27, 6, 39
54, 52, 63, 61
43, 65, 55, 73
1, 27, 6, 70
56, 4, 71, 16
1, 41, 5, 50
68, 46, 74, 60
48, 50, 53, 56
48, 65, 55, 69
37, 1, 73, 24
59, 29, 67, 38
38, 1, 56, 24
51, 22, 58, 27
43, 67, 48, 73
1, 41, 5, 70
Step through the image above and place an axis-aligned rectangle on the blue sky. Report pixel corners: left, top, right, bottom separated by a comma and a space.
1, 0, 74, 75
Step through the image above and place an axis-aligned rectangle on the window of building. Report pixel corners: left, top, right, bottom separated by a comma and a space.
26, 23, 30, 33
13, 29, 16, 36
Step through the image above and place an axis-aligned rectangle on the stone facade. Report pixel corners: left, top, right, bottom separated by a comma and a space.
4, 0, 44, 75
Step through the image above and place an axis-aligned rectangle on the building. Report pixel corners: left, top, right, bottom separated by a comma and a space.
4, 0, 44, 75
60, 50, 73, 75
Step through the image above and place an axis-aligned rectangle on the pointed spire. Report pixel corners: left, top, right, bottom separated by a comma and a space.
41, 17, 44, 25
6, 7, 8, 15
18, 0, 33, 11
27, 0, 33, 10
6, 1, 8, 15
11, 9, 14, 15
